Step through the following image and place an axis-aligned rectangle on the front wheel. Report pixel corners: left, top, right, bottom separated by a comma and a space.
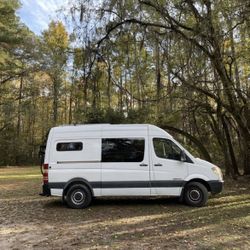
65, 184, 92, 209
184, 182, 208, 207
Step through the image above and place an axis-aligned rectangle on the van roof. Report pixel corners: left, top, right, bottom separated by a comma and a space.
51, 124, 172, 138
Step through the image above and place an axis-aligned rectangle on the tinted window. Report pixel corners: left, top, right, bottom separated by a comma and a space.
153, 138, 182, 161
102, 138, 145, 162
56, 142, 83, 151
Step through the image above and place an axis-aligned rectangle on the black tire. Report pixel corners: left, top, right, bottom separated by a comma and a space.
65, 184, 92, 209
184, 182, 208, 207
62, 193, 67, 204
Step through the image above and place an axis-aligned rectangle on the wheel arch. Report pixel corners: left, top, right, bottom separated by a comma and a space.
63, 178, 94, 198
179, 178, 211, 202
184, 178, 211, 192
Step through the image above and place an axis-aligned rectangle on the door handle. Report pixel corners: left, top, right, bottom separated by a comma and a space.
139, 163, 148, 167
154, 163, 163, 167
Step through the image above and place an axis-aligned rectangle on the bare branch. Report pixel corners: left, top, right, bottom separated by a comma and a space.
97, 18, 171, 47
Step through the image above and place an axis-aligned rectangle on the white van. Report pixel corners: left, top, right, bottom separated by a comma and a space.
40, 124, 223, 208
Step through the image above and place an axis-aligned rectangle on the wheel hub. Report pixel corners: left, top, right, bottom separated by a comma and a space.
189, 189, 201, 201
72, 191, 84, 205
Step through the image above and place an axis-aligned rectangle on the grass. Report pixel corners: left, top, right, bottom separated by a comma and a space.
0, 167, 249, 249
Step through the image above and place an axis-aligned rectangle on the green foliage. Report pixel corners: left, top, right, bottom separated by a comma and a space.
0, 0, 20, 44
0, 0, 249, 178
42, 21, 69, 67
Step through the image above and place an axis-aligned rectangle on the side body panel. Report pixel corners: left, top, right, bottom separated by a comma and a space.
101, 126, 150, 196
48, 126, 102, 196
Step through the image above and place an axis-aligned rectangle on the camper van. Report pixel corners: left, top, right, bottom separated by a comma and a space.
40, 124, 223, 208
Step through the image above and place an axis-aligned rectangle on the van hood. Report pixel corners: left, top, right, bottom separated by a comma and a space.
194, 158, 215, 169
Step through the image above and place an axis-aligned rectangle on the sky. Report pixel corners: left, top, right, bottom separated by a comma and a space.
17, 0, 65, 35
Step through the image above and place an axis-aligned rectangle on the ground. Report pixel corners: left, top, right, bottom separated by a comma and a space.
0, 167, 249, 250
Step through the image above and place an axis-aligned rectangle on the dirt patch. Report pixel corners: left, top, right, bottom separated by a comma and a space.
0, 167, 249, 249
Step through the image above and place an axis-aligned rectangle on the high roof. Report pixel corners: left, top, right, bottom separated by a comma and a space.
52, 124, 172, 138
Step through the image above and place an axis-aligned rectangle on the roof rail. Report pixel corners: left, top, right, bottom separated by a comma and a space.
59, 123, 111, 127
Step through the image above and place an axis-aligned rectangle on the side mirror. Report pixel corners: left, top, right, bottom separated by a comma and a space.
180, 150, 187, 162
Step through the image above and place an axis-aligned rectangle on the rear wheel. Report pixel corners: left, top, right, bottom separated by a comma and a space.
65, 184, 92, 209
184, 182, 208, 207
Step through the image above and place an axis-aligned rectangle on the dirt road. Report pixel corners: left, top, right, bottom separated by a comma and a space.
0, 167, 249, 249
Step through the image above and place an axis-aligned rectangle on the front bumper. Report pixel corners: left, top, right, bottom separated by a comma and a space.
208, 180, 223, 194
40, 184, 51, 196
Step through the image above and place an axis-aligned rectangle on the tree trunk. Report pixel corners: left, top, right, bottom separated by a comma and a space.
241, 130, 250, 175
119, 74, 123, 112
221, 115, 240, 176
208, 114, 232, 176
69, 84, 73, 124
107, 55, 111, 109
155, 35, 161, 114
16, 75, 24, 165
53, 77, 59, 126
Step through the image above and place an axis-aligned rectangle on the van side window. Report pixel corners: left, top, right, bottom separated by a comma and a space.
56, 142, 83, 151
153, 138, 181, 161
102, 138, 145, 162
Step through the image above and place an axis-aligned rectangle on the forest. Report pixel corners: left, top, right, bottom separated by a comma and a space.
0, 0, 249, 178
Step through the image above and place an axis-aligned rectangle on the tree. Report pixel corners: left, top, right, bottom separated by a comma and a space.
0, 0, 249, 178
0, 0, 27, 84
41, 21, 69, 125
94, 0, 250, 175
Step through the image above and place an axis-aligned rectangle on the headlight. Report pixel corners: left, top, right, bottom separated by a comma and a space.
212, 166, 223, 181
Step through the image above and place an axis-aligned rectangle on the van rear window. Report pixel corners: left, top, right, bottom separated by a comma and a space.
56, 142, 83, 151
102, 138, 145, 162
